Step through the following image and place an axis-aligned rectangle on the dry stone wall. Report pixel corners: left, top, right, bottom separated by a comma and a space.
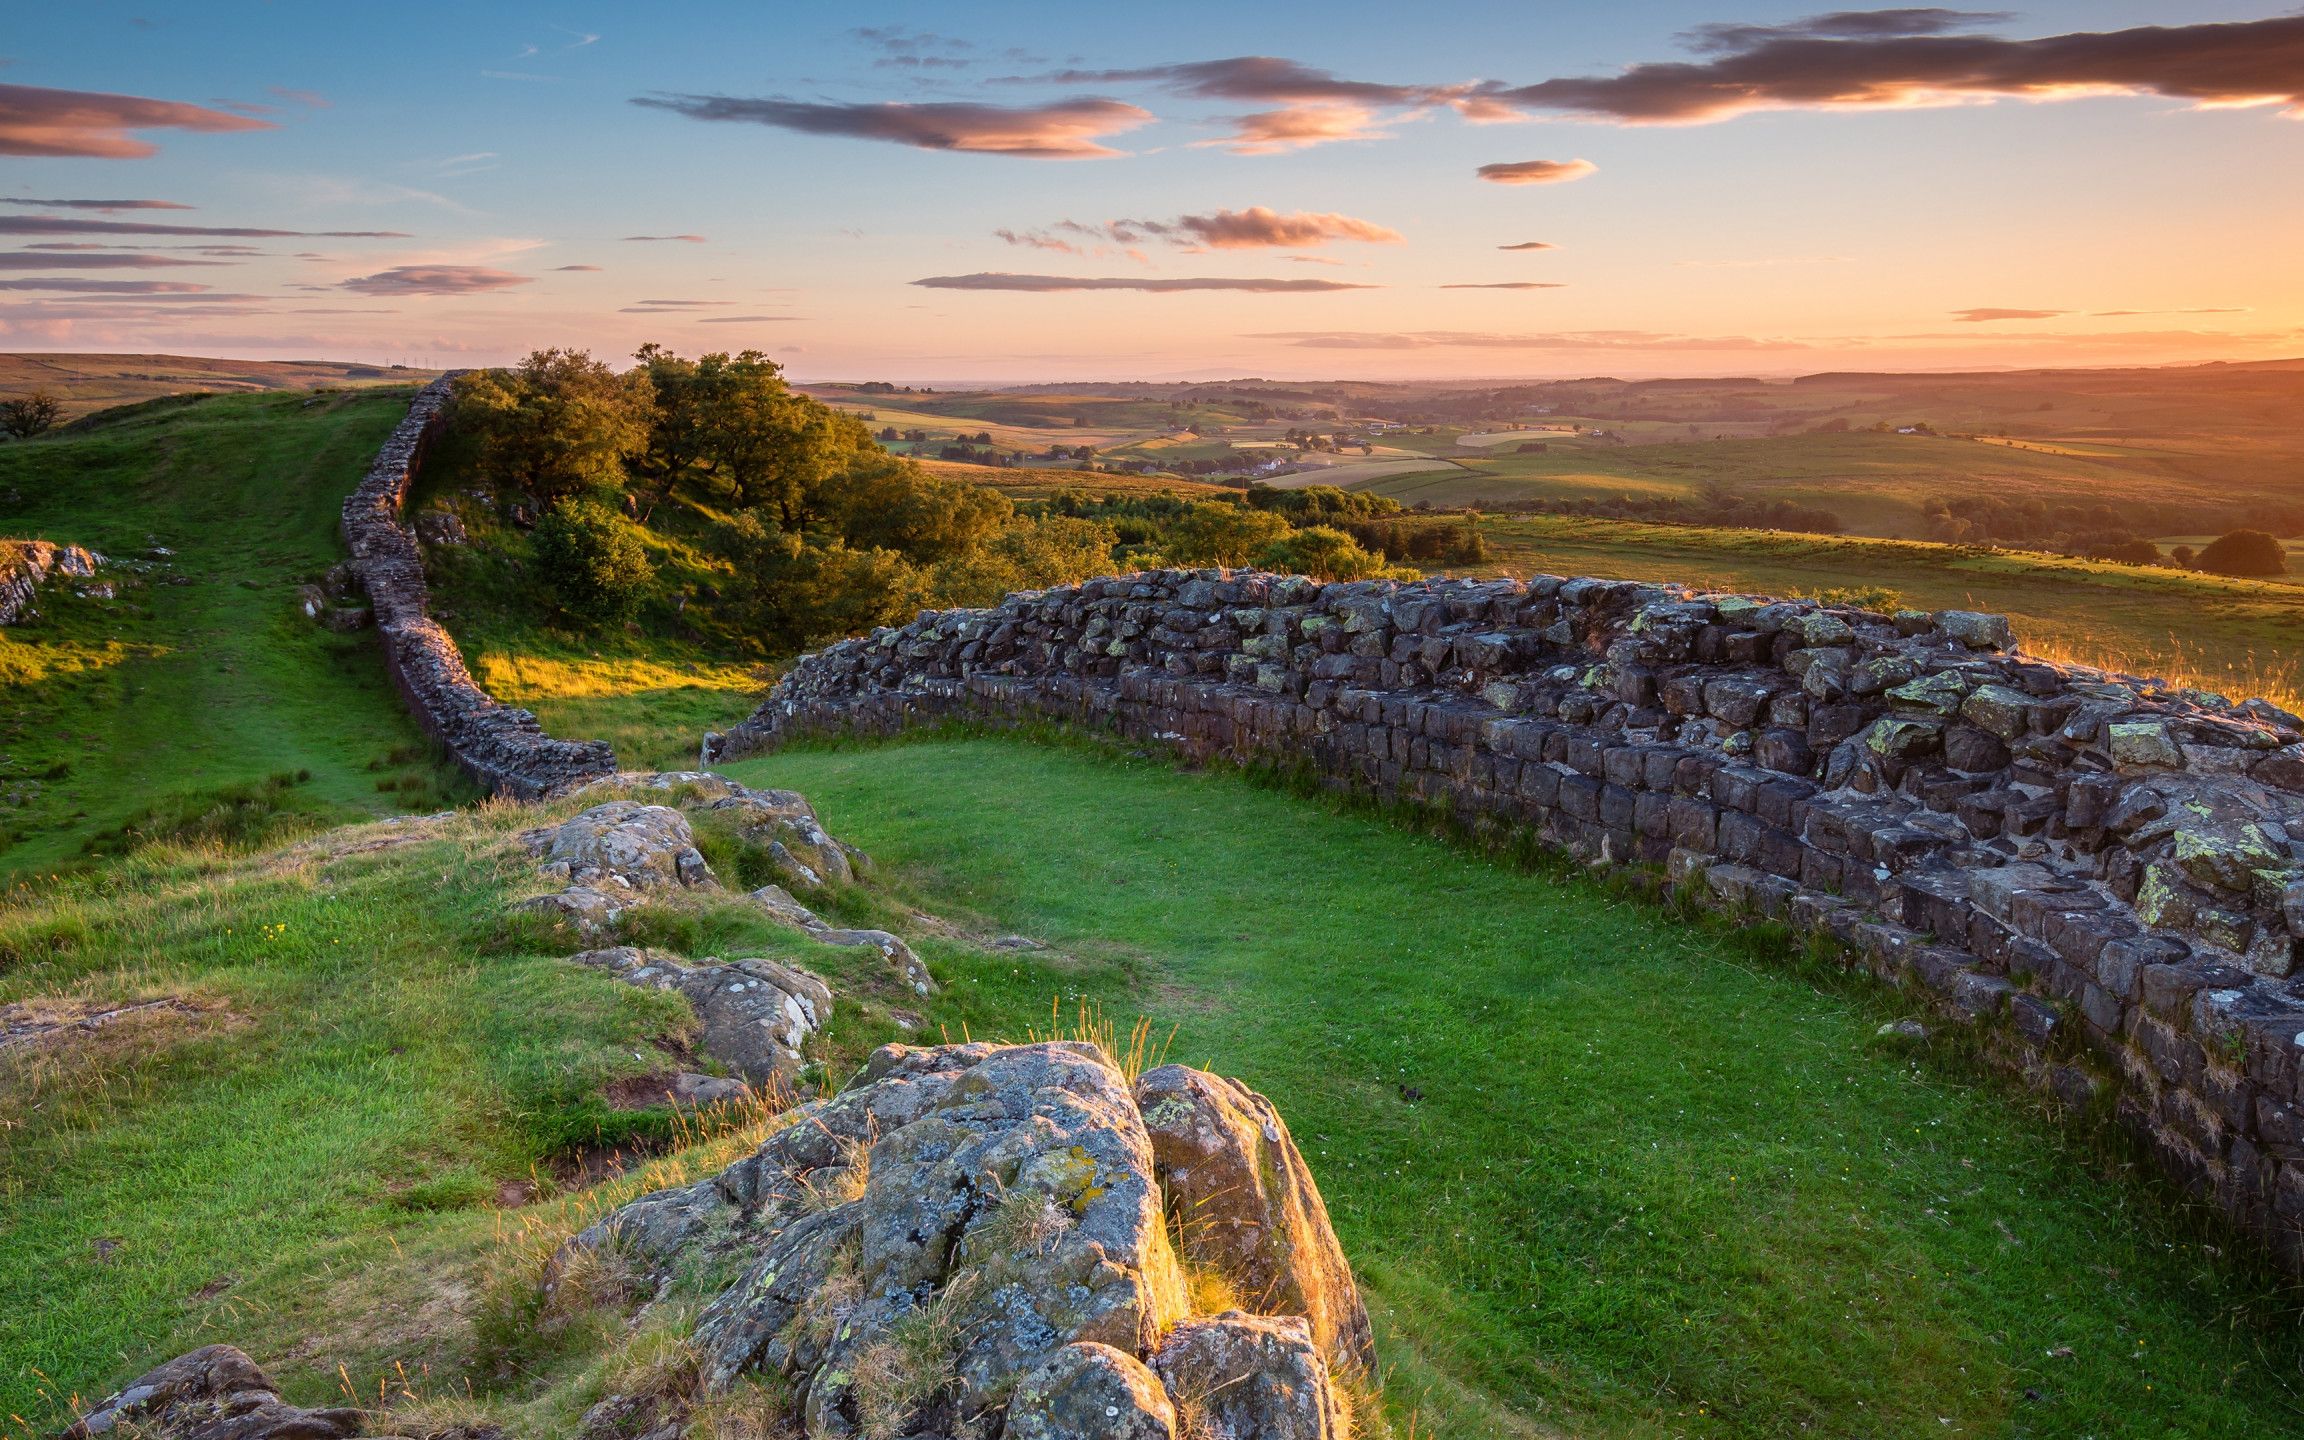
709, 567, 2304, 1266
341, 377, 615, 799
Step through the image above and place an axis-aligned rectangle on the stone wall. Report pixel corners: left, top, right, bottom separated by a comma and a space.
708, 568, 2304, 1265
341, 377, 616, 799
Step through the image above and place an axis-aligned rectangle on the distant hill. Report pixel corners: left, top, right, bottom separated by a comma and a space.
0, 352, 437, 420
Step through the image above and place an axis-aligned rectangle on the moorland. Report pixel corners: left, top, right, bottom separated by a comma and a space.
3, 350, 2304, 1439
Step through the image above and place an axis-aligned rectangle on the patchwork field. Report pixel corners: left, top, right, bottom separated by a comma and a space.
0, 353, 434, 421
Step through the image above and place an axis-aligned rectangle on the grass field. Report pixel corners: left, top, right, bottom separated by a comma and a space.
0, 354, 432, 421
0, 390, 468, 874
1466, 514, 2304, 708
8, 737, 2303, 1438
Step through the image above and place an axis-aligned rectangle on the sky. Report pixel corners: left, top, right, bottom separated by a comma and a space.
2, 1, 2301, 382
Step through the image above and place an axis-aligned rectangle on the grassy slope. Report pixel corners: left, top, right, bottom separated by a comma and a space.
733, 737, 2304, 1439
0, 353, 432, 421
1469, 515, 2304, 709
9, 736, 2299, 1438
0, 390, 466, 873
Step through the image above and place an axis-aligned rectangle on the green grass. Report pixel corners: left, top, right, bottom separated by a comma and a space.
0, 389, 470, 874
1467, 513, 2304, 711
725, 736, 2304, 1440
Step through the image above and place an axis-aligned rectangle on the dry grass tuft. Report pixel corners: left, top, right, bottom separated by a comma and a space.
1026, 997, 1175, 1083
847, 1276, 977, 1440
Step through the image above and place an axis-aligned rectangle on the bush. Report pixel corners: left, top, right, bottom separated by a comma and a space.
2195, 529, 2287, 577
452, 349, 650, 503
1255, 526, 1414, 582
532, 499, 653, 626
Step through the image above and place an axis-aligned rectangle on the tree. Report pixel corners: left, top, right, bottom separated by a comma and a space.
452, 350, 649, 503
719, 512, 927, 650
2196, 528, 2287, 578
531, 499, 653, 626
1256, 525, 1412, 582
821, 453, 1010, 564
1162, 502, 1291, 566
2171, 544, 2197, 569
0, 390, 62, 439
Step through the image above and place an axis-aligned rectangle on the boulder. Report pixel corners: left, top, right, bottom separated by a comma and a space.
572, 946, 832, 1088
1134, 1065, 1376, 1372
1151, 1313, 1346, 1440
574, 771, 873, 891
61, 1344, 369, 1440
523, 801, 714, 892
569, 1043, 1357, 1438
1007, 1342, 1176, 1440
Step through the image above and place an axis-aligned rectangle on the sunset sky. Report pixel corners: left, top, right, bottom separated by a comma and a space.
4, 1, 2301, 381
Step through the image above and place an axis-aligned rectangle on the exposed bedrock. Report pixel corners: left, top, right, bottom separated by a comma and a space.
566, 1040, 1364, 1439
709, 567, 2304, 1267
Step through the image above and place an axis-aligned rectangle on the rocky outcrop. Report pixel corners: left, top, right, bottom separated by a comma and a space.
0, 539, 98, 625
1136, 1064, 1375, 1372
61, 1344, 372, 1439
522, 776, 935, 993
340, 377, 615, 800
568, 1041, 1363, 1438
573, 945, 831, 1089
709, 568, 2304, 1267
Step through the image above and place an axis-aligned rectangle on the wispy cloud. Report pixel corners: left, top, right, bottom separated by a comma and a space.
854, 26, 975, 71
633, 94, 1153, 158
916, 272, 1376, 292
554, 263, 603, 271
1439, 281, 1564, 289
1498, 240, 1557, 251
1476, 158, 1597, 185
1490, 14, 2304, 124
1952, 307, 2066, 321
2, 196, 193, 212
1679, 9, 2013, 55
1211, 103, 1391, 154
267, 86, 329, 108
0, 82, 273, 157
0, 216, 408, 239
0, 277, 214, 293
0, 250, 230, 269
1001, 206, 1402, 254
1249, 328, 1805, 350
2090, 306, 2248, 317
622, 233, 708, 243
338, 264, 532, 296
695, 314, 801, 323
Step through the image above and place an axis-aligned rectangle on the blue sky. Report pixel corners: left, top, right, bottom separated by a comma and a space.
3, 1, 2299, 380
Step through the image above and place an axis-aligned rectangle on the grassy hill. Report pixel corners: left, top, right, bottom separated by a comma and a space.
0, 353, 435, 421
10, 368, 2304, 1437
6, 739, 2303, 1438
0, 389, 467, 873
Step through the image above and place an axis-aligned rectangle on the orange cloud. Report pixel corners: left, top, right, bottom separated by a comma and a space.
1952, 307, 2066, 321
0, 83, 274, 158
339, 265, 532, 296
915, 272, 1376, 293
1004, 207, 1401, 253
633, 95, 1152, 158
1476, 159, 1597, 185
1212, 103, 1390, 154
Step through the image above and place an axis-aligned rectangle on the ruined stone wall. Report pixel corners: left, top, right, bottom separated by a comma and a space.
342, 377, 616, 799
709, 568, 2304, 1264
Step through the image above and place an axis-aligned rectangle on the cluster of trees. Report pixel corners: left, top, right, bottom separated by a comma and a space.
1036, 485, 1466, 580
449, 348, 1121, 647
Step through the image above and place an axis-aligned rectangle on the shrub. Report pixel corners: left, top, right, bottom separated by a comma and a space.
1255, 525, 1414, 582
0, 390, 63, 439
532, 499, 653, 626
2195, 529, 2287, 577
452, 349, 650, 503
